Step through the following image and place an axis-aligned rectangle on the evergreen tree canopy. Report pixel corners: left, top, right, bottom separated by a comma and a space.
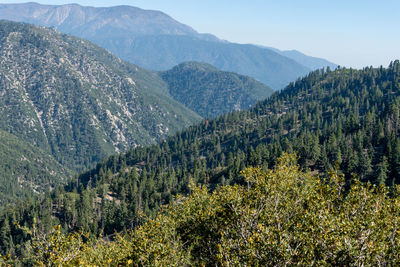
2, 61, 400, 260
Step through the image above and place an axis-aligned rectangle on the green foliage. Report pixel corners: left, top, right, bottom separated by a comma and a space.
2, 61, 400, 259
24, 154, 400, 265
0, 130, 71, 204
28, 225, 88, 266
0, 20, 201, 169
0, 20, 200, 201
161, 62, 274, 118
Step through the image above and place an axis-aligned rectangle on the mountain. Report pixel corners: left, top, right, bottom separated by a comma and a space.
0, 2, 218, 41
0, 20, 201, 175
2, 61, 400, 260
160, 62, 274, 118
99, 35, 311, 89
0, 20, 280, 204
0, 2, 337, 89
266, 47, 337, 70
0, 130, 71, 204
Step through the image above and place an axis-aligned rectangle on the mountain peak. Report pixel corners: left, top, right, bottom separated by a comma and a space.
0, 2, 209, 38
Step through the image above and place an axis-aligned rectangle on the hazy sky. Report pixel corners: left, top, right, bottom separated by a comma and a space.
1, 0, 399, 68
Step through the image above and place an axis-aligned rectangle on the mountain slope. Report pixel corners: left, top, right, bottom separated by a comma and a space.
266, 47, 337, 70
160, 62, 274, 118
0, 2, 213, 39
121, 35, 311, 89
0, 2, 337, 89
2, 62, 400, 259
0, 130, 71, 204
0, 20, 201, 174
78, 62, 400, 200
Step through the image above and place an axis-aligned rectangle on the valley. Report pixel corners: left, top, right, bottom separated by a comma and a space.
1, 62, 400, 264
0, 2, 398, 265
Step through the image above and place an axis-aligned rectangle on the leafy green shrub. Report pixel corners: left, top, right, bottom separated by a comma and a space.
26, 153, 400, 266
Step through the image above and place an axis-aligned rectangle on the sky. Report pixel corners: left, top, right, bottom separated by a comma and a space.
0, 0, 399, 68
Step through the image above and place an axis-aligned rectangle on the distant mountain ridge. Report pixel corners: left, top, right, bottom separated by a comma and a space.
0, 2, 337, 89
265, 46, 337, 70
0, 2, 220, 41
120, 35, 312, 89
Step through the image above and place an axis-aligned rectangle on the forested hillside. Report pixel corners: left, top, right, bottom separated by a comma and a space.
0, 20, 280, 206
18, 154, 400, 266
1, 61, 400, 261
0, 130, 71, 204
160, 62, 274, 118
0, 20, 202, 200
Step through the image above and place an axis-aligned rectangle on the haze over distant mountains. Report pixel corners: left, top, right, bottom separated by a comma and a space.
0, 2, 337, 89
